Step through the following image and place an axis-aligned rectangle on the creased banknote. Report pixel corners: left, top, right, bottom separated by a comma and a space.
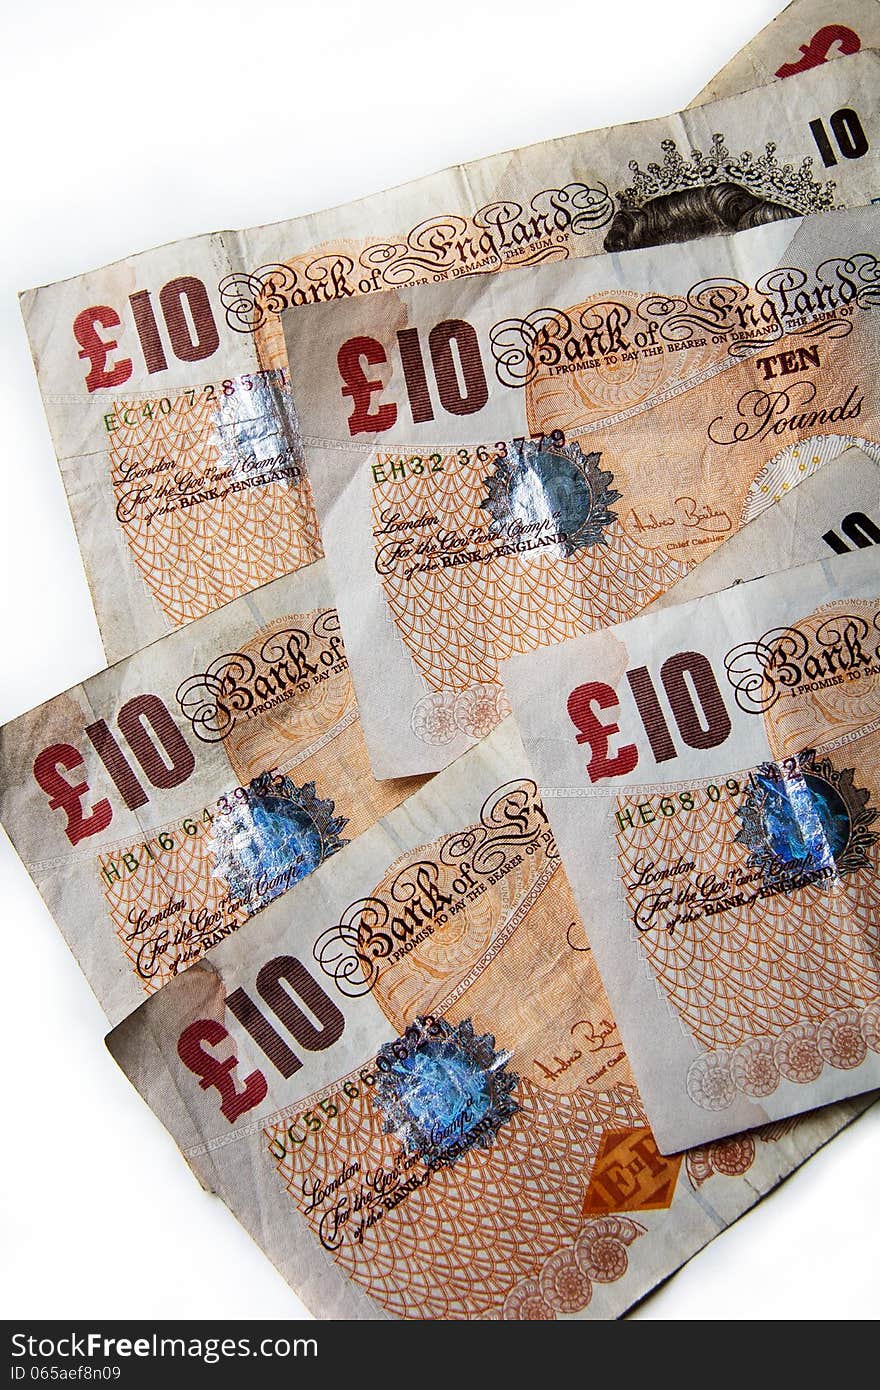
0, 562, 422, 1025
651, 443, 879, 607
286, 203, 880, 779
692, 0, 880, 105
502, 547, 880, 1152
20, 53, 880, 663
106, 714, 874, 1319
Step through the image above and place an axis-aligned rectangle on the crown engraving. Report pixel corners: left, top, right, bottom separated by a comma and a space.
618, 136, 836, 215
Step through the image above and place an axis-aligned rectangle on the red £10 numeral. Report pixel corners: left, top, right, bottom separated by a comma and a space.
566, 683, 638, 783
338, 318, 489, 436
568, 650, 732, 781
33, 693, 196, 845
32, 745, 113, 847
73, 306, 133, 393
177, 1018, 268, 1124
337, 336, 398, 436
178, 955, 346, 1124
73, 276, 220, 394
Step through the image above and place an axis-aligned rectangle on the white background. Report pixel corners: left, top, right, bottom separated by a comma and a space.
1, 0, 877, 1321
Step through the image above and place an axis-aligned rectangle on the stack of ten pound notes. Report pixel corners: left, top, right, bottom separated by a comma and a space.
4, 0, 880, 1318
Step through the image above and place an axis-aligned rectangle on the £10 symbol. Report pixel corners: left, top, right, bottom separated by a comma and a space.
567, 650, 732, 782
33, 693, 196, 845
177, 954, 345, 1122
337, 318, 488, 436
73, 275, 220, 393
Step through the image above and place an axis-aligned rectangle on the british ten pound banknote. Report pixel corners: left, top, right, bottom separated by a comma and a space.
286, 203, 880, 778
2, 355, 875, 1320
6, 2, 880, 1321
84, 439, 880, 1315
2, 444, 874, 1029
19, 53, 880, 662
690, 0, 880, 105
106, 714, 874, 1320
502, 547, 880, 1152
0, 562, 423, 1025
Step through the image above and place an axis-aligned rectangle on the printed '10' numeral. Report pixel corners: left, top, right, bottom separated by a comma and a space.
33, 693, 196, 845
808, 107, 869, 167
338, 319, 488, 436
73, 276, 220, 393
568, 650, 731, 783
177, 955, 345, 1123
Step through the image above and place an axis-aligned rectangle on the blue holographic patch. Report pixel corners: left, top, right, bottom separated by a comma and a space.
373, 1017, 518, 1166
209, 773, 348, 911
756, 772, 849, 869
480, 440, 619, 558
735, 749, 877, 885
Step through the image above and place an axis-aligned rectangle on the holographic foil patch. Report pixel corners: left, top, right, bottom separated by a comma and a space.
372, 1017, 518, 1167
735, 748, 878, 883
209, 772, 348, 911
212, 370, 303, 489
480, 440, 620, 558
